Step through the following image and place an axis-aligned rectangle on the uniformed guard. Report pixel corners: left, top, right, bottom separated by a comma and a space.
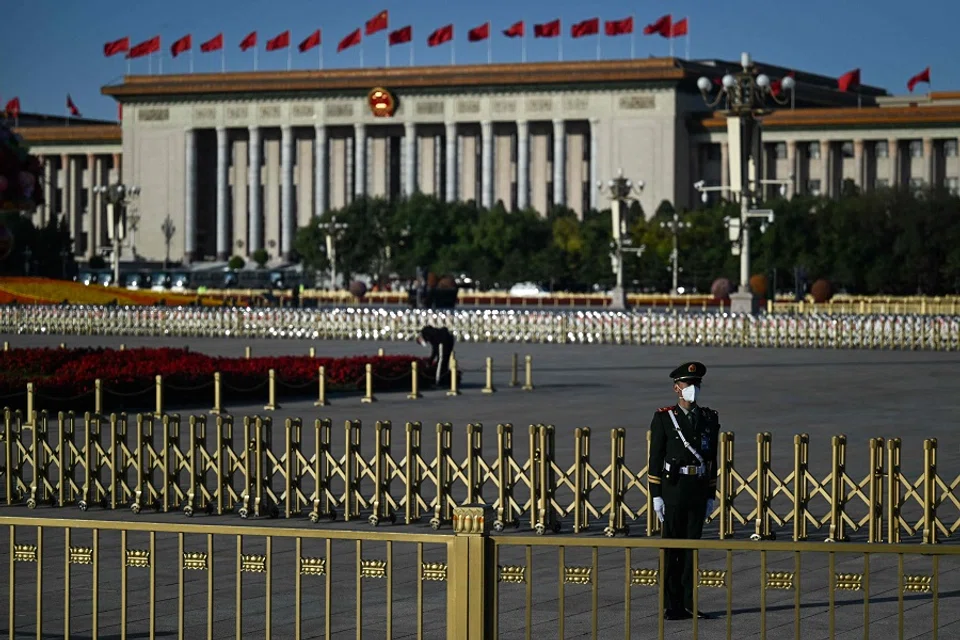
417, 325, 456, 384
648, 361, 719, 621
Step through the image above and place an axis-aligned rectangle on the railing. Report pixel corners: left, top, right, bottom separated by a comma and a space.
773, 297, 960, 316
2, 305, 959, 351
3, 410, 957, 544
2, 506, 957, 640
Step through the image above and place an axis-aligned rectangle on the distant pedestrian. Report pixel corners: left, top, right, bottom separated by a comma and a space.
417, 325, 455, 384
648, 361, 719, 621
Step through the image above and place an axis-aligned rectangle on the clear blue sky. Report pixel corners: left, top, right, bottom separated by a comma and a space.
1, 0, 956, 121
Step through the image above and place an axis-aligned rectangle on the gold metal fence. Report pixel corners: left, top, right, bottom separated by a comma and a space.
3, 410, 957, 545
2, 507, 958, 640
2, 305, 959, 350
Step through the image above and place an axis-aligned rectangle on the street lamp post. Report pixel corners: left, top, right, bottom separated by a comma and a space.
695, 52, 796, 314
160, 215, 176, 269
597, 169, 646, 310
317, 214, 348, 290
660, 212, 691, 295
93, 183, 141, 286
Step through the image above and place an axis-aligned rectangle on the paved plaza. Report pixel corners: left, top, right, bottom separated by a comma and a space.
2, 333, 959, 638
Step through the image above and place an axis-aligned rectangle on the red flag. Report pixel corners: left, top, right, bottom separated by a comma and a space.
468, 23, 490, 42
127, 36, 161, 59
171, 34, 192, 58
604, 17, 633, 36
103, 37, 130, 57
200, 34, 224, 53
338, 28, 362, 52
771, 71, 796, 97
534, 20, 561, 38
66, 94, 80, 117
503, 21, 525, 38
266, 31, 290, 51
670, 18, 688, 38
389, 26, 412, 46
837, 68, 861, 92
428, 24, 454, 47
907, 67, 931, 93
299, 30, 321, 53
643, 15, 672, 37
239, 32, 257, 52
366, 10, 388, 35
5, 97, 21, 119
571, 18, 599, 39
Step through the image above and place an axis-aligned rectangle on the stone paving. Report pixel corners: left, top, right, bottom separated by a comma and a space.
2, 333, 959, 638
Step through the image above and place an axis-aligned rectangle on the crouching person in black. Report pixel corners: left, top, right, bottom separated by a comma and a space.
417, 325, 456, 384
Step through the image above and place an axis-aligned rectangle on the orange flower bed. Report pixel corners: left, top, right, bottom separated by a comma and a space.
0, 277, 222, 306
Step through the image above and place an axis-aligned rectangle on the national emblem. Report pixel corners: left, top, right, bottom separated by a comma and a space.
367, 87, 396, 117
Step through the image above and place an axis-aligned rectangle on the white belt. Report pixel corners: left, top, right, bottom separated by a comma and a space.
664, 462, 705, 477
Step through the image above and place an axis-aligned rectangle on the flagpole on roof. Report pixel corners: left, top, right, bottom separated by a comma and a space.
386, 36, 390, 68
148, 53, 153, 75
410, 41, 414, 66
488, 22, 492, 64
685, 22, 690, 60
287, 45, 292, 71
127, 57, 132, 75
521, 30, 526, 63
360, 40, 364, 68
558, 19, 563, 61
254, 47, 258, 71
451, 40, 455, 65
596, 36, 600, 61
221, 47, 226, 72
190, 48, 195, 73
320, 42, 324, 70
630, 15, 635, 59
159, 50, 163, 74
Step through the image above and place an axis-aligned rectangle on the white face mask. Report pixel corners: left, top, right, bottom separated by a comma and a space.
681, 384, 698, 404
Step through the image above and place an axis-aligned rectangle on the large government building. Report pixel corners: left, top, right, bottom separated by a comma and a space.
14, 56, 960, 266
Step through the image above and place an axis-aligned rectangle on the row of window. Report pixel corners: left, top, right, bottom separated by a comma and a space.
801, 177, 960, 196
771, 139, 959, 160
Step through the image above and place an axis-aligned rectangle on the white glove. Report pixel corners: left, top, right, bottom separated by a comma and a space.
705, 498, 715, 520
653, 497, 665, 523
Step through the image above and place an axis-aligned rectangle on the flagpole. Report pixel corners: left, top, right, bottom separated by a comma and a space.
386, 40, 390, 68
685, 23, 690, 60
127, 58, 131, 75
630, 15, 635, 59
360, 41, 364, 68
148, 53, 153, 75
521, 33, 526, 63
409, 43, 414, 66
287, 46, 292, 71
488, 27, 492, 64
320, 43, 324, 70
558, 19, 563, 61
669, 36, 674, 59
190, 49, 194, 73
254, 47, 258, 71
221, 48, 226, 72
451, 42, 455, 65
596, 38, 600, 61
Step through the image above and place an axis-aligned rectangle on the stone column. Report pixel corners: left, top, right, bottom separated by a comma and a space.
720, 142, 730, 189
434, 136, 442, 197
183, 130, 197, 262
280, 125, 294, 260
480, 120, 493, 209
60, 153, 70, 221
112, 153, 121, 183
314, 125, 327, 217
853, 139, 865, 191
445, 122, 458, 202
888, 138, 899, 186
94, 156, 104, 249
85, 153, 96, 258
819, 140, 830, 197
354, 123, 366, 198
589, 119, 599, 211
248, 126, 262, 254
786, 140, 797, 198
516, 120, 529, 211
216, 127, 230, 260
42, 157, 53, 226
552, 119, 565, 207
404, 122, 417, 197
923, 137, 934, 185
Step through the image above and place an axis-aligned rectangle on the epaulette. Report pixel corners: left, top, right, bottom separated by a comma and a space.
656, 406, 674, 413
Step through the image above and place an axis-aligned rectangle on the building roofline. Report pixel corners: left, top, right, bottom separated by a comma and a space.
693, 104, 960, 131
101, 58, 688, 99
14, 124, 122, 145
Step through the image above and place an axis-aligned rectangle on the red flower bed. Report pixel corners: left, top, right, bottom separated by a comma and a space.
0, 347, 438, 413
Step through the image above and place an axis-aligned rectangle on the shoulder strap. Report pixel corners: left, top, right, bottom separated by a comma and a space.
666, 410, 705, 467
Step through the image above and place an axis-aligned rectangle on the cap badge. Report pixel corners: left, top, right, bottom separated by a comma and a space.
688, 364, 696, 372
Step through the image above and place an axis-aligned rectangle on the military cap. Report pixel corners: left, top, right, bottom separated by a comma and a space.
670, 361, 706, 382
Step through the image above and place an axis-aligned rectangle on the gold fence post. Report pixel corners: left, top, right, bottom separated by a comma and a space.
378, 347, 385, 357
446, 358, 461, 397
154, 375, 162, 418
361, 363, 376, 403
2, 341, 7, 351
522, 355, 534, 391
887, 438, 902, 544
23, 382, 35, 426
408, 362, 422, 399
245, 346, 251, 359
923, 439, 937, 544
59, 342, 66, 349
482, 357, 496, 394
314, 366, 329, 406
309, 347, 316, 358
826, 435, 848, 543
264, 369, 279, 410
95, 379, 102, 414
448, 504, 496, 640
509, 353, 518, 387
210, 372, 223, 414
119, 343, 125, 351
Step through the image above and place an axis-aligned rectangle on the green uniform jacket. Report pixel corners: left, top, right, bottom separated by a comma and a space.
648, 405, 720, 505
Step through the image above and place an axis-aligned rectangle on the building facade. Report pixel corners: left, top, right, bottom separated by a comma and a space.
14, 57, 960, 266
